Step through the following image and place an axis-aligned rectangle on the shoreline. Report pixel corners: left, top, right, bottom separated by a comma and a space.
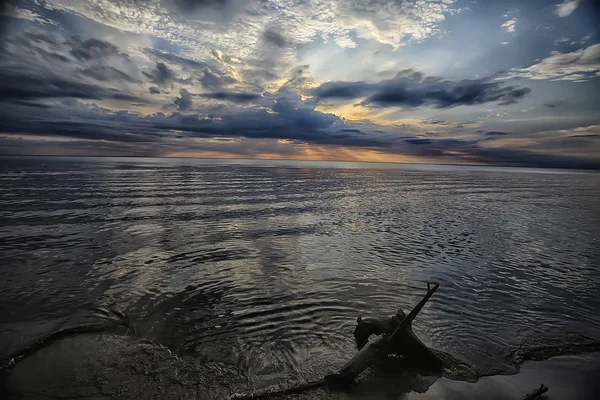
3, 333, 600, 399
410, 352, 600, 400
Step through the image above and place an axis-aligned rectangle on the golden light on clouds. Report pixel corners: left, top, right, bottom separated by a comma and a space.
316, 101, 397, 125
164, 139, 455, 165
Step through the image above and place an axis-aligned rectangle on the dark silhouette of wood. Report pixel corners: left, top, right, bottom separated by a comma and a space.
230, 283, 440, 399
331, 282, 440, 383
522, 384, 548, 399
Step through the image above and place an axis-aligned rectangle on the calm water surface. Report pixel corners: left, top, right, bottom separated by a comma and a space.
1, 156, 599, 383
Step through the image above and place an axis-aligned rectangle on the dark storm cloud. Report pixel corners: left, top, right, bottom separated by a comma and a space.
281, 64, 311, 88
0, 30, 144, 100
143, 62, 175, 85
0, 66, 143, 102
263, 29, 287, 48
0, 101, 159, 143
0, 90, 378, 148
202, 91, 261, 102
485, 131, 512, 136
404, 138, 433, 145
569, 133, 599, 138
142, 48, 236, 88
69, 37, 123, 61
1, 95, 598, 169
165, 0, 231, 12
80, 65, 140, 83
174, 88, 193, 110
3, 31, 131, 65
149, 86, 161, 94
161, 0, 248, 21
313, 73, 532, 108
313, 81, 370, 100
543, 101, 566, 109
143, 48, 209, 71
200, 68, 236, 89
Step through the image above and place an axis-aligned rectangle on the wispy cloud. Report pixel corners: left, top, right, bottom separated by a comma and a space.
501, 18, 517, 33
507, 43, 600, 81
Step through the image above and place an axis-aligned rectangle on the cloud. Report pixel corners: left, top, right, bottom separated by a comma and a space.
174, 88, 193, 110
0, 65, 143, 102
1, 1, 597, 169
0, 86, 385, 153
334, 0, 458, 49
200, 68, 235, 89
313, 73, 531, 109
0, 30, 145, 94
38, 0, 457, 69
263, 29, 287, 48
501, 19, 517, 33
313, 81, 370, 99
507, 43, 600, 81
485, 131, 511, 136
201, 91, 262, 102
80, 65, 140, 83
555, 0, 580, 17
143, 48, 210, 72
143, 62, 176, 86
543, 101, 564, 108
161, 0, 250, 21
1, 4, 57, 26
404, 138, 433, 145
1, 95, 598, 169
69, 37, 122, 61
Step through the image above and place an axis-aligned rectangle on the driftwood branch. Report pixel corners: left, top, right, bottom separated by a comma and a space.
332, 282, 440, 383
521, 384, 548, 399
229, 283, 440, 399
389, 282, 439, 343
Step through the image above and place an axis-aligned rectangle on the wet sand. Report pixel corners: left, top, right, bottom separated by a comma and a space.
3, 333, 599, 399
410, 353, 600, 400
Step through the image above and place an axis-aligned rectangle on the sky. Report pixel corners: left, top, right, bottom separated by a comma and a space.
0, 0, 599, 168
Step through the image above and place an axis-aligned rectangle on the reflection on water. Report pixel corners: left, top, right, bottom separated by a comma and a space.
1, 156, 599, 382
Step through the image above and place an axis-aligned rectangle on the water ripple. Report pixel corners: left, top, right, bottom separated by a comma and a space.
1, 156, 599, 379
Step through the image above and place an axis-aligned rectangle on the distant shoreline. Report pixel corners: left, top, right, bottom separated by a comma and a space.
1, 154, 599, 172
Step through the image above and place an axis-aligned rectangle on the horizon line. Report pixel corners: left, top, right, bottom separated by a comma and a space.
1, 153, 599, 172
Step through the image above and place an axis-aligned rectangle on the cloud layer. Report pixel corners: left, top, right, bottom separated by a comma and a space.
0, 0, 599, 169
313, 73, 531, 108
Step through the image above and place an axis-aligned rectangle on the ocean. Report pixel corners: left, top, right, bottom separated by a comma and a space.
1, 156, 599, 399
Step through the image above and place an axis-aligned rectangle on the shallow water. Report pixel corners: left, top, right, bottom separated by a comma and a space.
1, 156, 599, 386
